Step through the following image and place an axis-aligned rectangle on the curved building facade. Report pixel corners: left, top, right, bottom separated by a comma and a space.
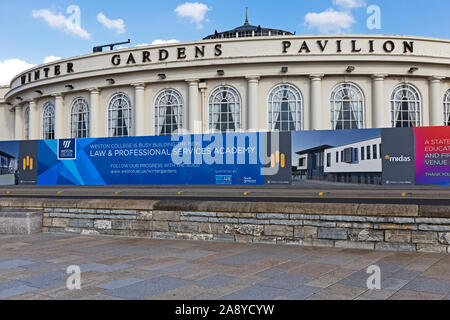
1, 22, 449, 141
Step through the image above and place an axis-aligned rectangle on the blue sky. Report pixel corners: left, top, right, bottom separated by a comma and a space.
1, 0, 449, 85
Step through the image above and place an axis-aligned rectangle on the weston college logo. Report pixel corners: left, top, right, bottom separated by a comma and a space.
22, 155, 34, 171
270, 151, 286, 169
58, 139, 77, 160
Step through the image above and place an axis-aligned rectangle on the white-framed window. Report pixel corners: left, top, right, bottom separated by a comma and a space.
71, 97, 89, 138
390, 84, 421, 128
330, 82, 364, 130
444, 89, 450, 126
209, 86, 241, 132
43, 103, 55, 140
155, 89, 184, 135
108, 93, 132, 137
268, 83, 303, 132
24, 106, 30, 140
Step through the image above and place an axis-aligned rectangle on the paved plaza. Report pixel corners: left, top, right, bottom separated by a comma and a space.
0, 233, 449, 300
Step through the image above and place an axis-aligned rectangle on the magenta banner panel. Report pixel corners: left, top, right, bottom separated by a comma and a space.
414, 127, 450, 186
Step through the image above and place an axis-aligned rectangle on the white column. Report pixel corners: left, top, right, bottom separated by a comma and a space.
54, 94, 65, 139
372, 74, 388, 128
187, 80, 200, 134
134, 83, 146, 136
310, 74, 324, 130
89, 88, 100, 138
199, 84, 207, 134
14, 106, 23, 141
429, 76, 444, 126
14, 106, 23, 140
246, 76, 260, 132
29, 99, 39, 140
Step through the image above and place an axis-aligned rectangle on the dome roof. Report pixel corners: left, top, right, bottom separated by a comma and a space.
203, 8, 294, 40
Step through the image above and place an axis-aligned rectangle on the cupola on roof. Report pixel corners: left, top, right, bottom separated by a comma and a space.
203, 8, 294, 40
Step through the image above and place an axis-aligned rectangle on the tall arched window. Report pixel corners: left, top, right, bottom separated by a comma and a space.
108, 93, 132, 137
43, 103, 55, 140
24, 106, 30, 140
330, 83, 364, 130
390, 84, 421, 128
444, 89, 450, 126
71, 98, 89, 138
268, 84, 302, 132
155, 89, 184, 135
209, 86, 241, 132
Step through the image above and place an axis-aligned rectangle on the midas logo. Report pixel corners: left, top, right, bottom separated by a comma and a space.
270, 151, 285, 168
22, 156, 34, 170
63, 140, 71, 149
385, 155, 412, 162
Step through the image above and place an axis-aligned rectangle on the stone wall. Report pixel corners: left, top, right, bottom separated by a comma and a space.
1, 198, 449, 253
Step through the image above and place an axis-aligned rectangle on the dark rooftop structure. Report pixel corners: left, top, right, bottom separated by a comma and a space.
295, 145, 334, 156
203, 8, 294, 40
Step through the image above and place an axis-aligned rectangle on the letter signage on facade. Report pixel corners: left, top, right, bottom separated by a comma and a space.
14, 38, 418, 88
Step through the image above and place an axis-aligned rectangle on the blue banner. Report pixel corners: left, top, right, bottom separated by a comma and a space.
37, 133, 265, 186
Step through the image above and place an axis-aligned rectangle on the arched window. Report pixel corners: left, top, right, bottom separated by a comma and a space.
390, 84, 421, 128
268, 84, 303, 132
330, 83, 364, 130
108, 93, 132, 137
444, 89, 450, 126
209, 86, 241, 132
43, 103, 55, 140
24, 106, 30, 140
155, 89, 184, 135
71, 98, 89, 138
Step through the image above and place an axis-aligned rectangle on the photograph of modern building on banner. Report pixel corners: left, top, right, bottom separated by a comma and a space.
0, 142, 19, 185
292, 129, 382, 185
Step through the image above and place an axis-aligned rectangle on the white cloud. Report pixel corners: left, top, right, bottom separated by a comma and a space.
0, 59, 36, 86
304, 9, 355, 33
32, 9, 91, 39
175, 2, 211, 29
333, 0, 366, 10
43, 56, 61, 64
97, 13, 126, 34
151, 39, 180, 45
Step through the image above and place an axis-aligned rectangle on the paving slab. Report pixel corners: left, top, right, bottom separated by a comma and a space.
403, 277, 450, 295
195, 275, 238, 288
256, 268, 287, 278
104, 276, 192, 300
388, 289, 446, 300
214, 251, 270, 267
356, 289, 396, 300
0, 280, 29, 291
0, 285, 38, 299
0, 259, 35, 270
259, 274, 314, 290
220, 285, 289, 300
285, 285, 322, 300
97, 278, 144, 290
